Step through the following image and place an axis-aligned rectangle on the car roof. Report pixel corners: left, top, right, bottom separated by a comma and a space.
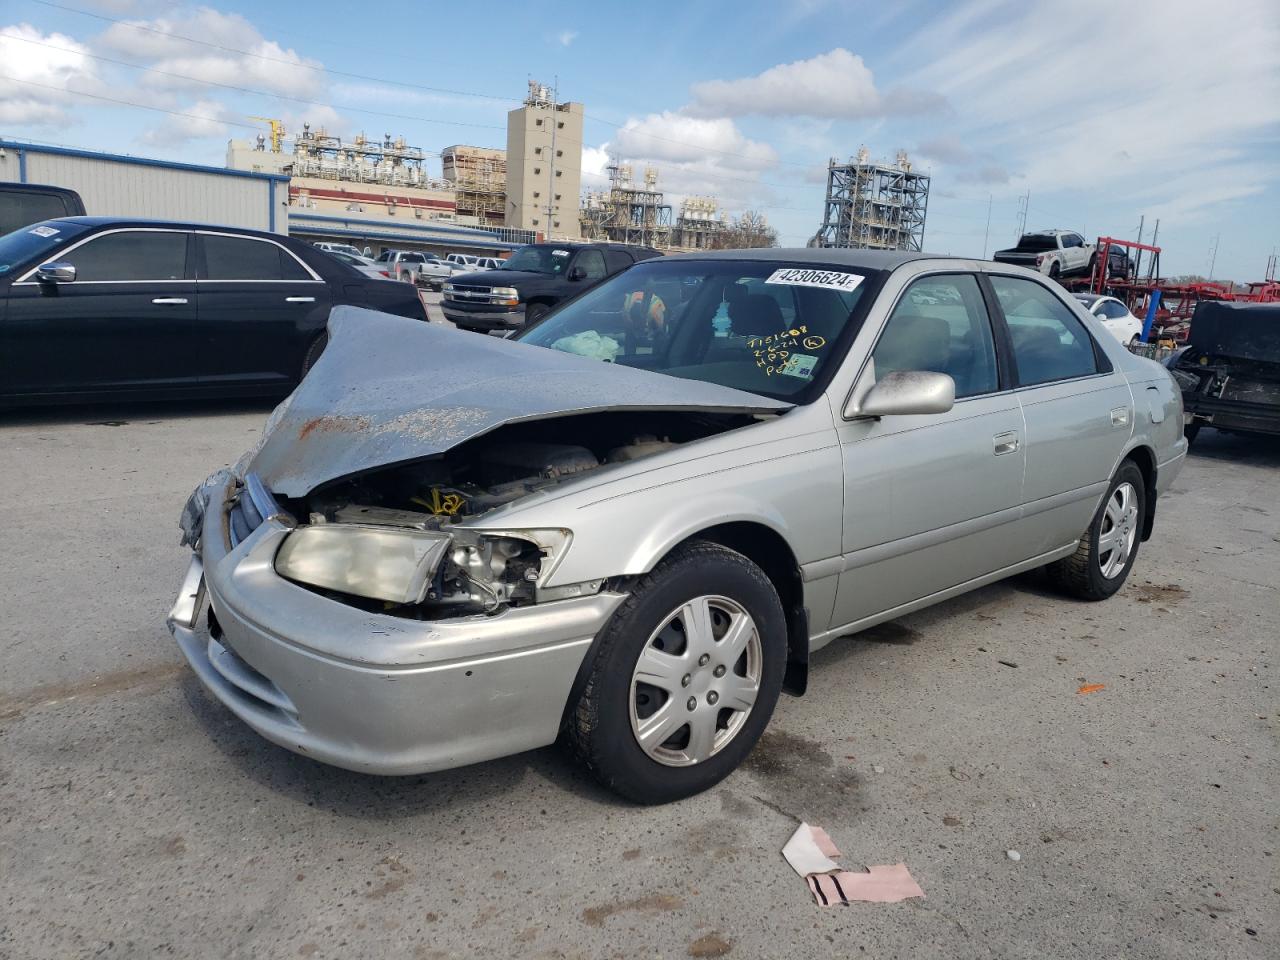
660, 247, 946, 270
1072, 292, 1102, 304
42, 216, 292, 242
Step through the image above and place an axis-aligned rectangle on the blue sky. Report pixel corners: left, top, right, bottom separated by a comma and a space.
3, 0, 1278, 279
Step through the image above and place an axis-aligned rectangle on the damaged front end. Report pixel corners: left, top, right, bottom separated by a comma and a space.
264, 411, 754, 618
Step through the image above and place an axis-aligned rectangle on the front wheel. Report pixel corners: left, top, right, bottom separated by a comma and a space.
1045, 461, 1145, 600
524, 303, 550, 325
568, 541, 787, 804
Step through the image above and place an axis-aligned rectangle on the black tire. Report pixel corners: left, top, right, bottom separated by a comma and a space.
300, 333, 327, 378
524, 302, 550, 326
1184, 421, 1202, 446
1049, 262, 1062, 280
568, 541, 787, 804
1045, 461, 1145, 601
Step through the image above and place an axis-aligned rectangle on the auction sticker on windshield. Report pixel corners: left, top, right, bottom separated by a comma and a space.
766, 268, 864, 293
28, 225, 60, 238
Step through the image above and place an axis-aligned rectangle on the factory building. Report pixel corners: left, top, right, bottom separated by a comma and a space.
506, 81, 584, 239
1, 139, 287, 232
441, 145, 506, 227
226, 127, 533, 256
812, 147, 930, 252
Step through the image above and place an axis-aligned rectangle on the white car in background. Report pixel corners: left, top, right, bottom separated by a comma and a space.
1073, 293, 1143, 346
322, 249, 394, 281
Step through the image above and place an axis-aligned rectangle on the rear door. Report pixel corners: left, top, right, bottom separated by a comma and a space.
986, 272, 1133, 554
831, 271, 1026, 626
1, 227, 196, 396
193, 232, 330, 390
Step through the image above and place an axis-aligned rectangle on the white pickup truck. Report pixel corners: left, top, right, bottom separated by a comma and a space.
375, 250, 461, 290
993, 230, 1096, 279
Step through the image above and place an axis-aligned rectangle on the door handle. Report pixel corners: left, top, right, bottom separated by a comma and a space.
151, 297, 188, 305
993, 431, 1019, 456
285, 296, 316, 303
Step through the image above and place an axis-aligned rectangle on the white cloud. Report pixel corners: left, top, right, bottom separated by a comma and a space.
593, 112, 781, 210
0, 23, 98, 126
138, 97, 233, 145
900, 0, 1280, 223
99, 8, 324, 98
557, 30, 578, 47
689, 48, 944, 120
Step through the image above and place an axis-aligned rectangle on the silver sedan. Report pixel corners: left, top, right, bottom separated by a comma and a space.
169, 249, 1187, 803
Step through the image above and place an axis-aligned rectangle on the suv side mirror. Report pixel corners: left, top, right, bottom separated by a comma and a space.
36, 261, 76, 283
844, 370, 955, 419
567, 265, 586, 281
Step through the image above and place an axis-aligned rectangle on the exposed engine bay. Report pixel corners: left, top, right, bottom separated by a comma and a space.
272, 410, 763, 618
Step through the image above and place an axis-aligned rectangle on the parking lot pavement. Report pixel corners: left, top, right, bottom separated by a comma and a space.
1, 406, 1275, 960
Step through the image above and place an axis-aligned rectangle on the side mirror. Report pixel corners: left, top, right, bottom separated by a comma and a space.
36, 261, 76, 283
844, 370, 955, 419
567, 265, 586, 281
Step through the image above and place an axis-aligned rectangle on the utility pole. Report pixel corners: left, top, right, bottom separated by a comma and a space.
545, 75, 559, 234
982, 194, 992, 259
1208, 234, 1220, 281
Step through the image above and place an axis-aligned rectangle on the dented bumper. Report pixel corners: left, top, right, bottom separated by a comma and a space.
167, 477, 624, 775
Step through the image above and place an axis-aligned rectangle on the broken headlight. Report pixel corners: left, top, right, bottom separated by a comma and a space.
275, 524, 452, 605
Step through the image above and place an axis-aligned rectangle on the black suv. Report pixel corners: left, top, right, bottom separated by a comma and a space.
0, 182, 86, 235
441, 241, 661, 333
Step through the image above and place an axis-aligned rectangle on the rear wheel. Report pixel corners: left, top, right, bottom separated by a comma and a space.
568, 541, 787, 804
1184, 421, 1202, 446
1046, 461, 1145, 601
1049, 262, 1062, 280
300, 333, 327, 378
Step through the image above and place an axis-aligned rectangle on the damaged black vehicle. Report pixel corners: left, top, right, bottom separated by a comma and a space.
1169, 301, 1280, 444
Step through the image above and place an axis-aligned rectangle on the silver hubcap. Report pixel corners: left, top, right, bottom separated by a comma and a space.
1098, 481, 1140, 579
629, 595, 762, 767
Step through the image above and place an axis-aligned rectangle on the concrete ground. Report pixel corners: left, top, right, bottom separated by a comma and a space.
1, 393, 1275, 959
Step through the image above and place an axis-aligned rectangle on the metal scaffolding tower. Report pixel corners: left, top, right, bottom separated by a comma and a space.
580, 163, 674, 248
814, 148, 930, 251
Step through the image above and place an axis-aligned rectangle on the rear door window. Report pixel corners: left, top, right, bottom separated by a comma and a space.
0, 193, 74, 235
63, 230, 188, 281
202, 235, 309, 280
604, 249, 633, 274
574, 249, 607, 280
991, 275, 1099, 385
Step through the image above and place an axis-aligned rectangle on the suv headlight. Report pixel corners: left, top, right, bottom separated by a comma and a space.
490, 286, 519, 306
275, 524, 451, 604
442, 283, 455, 295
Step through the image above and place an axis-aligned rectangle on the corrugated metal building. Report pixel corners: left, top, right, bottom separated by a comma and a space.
0, 140, 288, 233
287, 211, 534, 257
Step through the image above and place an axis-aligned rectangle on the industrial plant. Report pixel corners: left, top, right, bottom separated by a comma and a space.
812, 147, 931, 251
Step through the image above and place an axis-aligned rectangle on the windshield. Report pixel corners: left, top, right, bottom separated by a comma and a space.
515, 259, 879, 401
1014, 234, 1058, 252
501, 245, 573, 275
0, 220, 91, 277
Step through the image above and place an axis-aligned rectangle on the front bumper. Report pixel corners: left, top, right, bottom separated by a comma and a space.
441, 301, 525, 331
167, 477, 624, 775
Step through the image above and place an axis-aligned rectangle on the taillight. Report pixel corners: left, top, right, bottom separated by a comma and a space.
379, 270, 391, 277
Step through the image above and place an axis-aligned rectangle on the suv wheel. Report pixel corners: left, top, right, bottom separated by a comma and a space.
1046, 461, 1145, 601
524, 303, 550, 325
568, 541, 786, 804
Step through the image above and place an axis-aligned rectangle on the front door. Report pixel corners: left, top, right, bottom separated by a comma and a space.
193, 232, 331, 390
830, 272, 1027, 628
0, 228, 196, 397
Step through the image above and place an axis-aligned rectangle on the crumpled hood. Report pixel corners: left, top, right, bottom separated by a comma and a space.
249, 307, 792, 497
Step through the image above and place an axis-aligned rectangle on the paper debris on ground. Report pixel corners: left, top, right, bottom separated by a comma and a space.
782, 822, 841, 876
807, 864, 925, 906
782, 823, 924, 907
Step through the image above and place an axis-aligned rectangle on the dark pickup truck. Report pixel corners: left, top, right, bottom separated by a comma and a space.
0, 182, 86, 235
441, 241, 661, 333
1168, 301, 1280, 443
